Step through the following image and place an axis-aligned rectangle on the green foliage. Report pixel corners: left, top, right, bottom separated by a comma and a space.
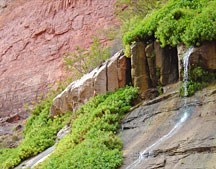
123, 0, 216, 47
0, 96, 70, 169
36, 86, 138, 169
180, 67, 216, 96
64, 37, 110, 78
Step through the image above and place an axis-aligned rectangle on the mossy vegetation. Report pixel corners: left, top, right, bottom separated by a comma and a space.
123, 0, 216, 48
35, 86, 138, 169
180, 67, 216, 96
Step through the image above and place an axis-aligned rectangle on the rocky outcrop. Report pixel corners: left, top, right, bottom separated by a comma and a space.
120, 84, 216, 169
190, 41, 216, 70
51, 51, 131, 116
154, 42, 179, 85
0, 0, 118, 118
130, 41, 179, 94
178, 41, 216, 79
131, 42, 152, 93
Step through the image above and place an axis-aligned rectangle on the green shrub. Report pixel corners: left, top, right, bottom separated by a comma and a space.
123, 0, 216, 47
0, 96, 70, 169
36, 86, 138, 169
64, 37, 110, 78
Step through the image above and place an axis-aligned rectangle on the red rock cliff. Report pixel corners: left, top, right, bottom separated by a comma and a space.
0, 0, 117, 118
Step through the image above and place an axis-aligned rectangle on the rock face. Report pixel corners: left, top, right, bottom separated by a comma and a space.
190, 41, 216, 70
130, 41, 179, 94
178, 41, 216, 79
51, 51, 131, 116
154, 42, 179, 85
0, 0, 117, 118
120, 83, 216, 169
131, 42, 152, 93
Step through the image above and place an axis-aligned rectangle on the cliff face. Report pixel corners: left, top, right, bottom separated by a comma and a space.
0, 0, 117, 118
121, 84, 216, 169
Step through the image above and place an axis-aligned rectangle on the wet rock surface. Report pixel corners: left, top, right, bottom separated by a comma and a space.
120, 83, 216, 169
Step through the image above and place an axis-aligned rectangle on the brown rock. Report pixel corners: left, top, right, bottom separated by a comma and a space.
190, 41, 216, 70
51, 69, 97, 116
50, 52, 129, 116
154, 42, 179, 85
118, 53, 129, 88
145, 43, 157, 87
107, 52, 121, 92
5, 113, 21, 123
131, 42, 152, 93
93, 63, 107, 95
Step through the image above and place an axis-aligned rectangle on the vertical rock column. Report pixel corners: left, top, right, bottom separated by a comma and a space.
131, 42, 152, 93
145, 43, 157, 87
155, 42, 179, 85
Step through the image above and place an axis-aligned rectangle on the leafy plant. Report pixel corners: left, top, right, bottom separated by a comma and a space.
123, 0, 216, 47
0, 95, 70, 169
64, 37, 110, 78
36, 86, 138, 169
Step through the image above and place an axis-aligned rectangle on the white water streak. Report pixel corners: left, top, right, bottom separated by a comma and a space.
126, 47, 193, 169
183, 47, 194, 96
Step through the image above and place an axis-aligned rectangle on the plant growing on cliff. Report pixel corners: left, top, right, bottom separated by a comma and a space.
180, 67, 216, 97
123, 0, 216, 48
0, 95, 70, 169
64, 37, 110, 78
35, 86, 138, 169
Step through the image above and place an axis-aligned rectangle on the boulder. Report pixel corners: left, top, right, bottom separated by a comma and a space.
131, 42, 152, 93
51, 69, 97, 116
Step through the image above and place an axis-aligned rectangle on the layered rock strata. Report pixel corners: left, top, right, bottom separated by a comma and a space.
0, 0, 117, 118
120, 84, 216, 169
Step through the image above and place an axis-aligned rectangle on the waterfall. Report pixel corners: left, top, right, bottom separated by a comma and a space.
183, 47, 194, 96
126, 47, 193, 169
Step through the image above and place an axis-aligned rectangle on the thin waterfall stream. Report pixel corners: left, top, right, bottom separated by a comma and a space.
126, 47, 194, 169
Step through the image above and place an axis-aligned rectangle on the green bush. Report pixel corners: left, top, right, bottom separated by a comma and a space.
36, 86, 138, 169
64, 37, 110, 78
0, 96, 70, 169
123, 0, 216, 47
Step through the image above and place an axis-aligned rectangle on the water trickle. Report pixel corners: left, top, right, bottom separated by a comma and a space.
126, 47, 193, 169
183, 47, 194, 96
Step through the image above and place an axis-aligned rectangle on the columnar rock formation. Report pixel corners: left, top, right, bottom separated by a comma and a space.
0, 0, 117, 118
130, 41, 179, 94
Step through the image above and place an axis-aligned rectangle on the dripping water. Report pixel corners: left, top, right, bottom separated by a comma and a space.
126, 47, 194, 169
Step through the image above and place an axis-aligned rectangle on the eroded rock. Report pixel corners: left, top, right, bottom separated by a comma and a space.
120, 84, 216, 169
51, 52, 131, 116
0, 0, 117, 119
190, 41, 216, 70
131, 42, 152, 93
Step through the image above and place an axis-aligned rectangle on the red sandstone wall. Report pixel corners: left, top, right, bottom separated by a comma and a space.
0, 0, 117, 118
